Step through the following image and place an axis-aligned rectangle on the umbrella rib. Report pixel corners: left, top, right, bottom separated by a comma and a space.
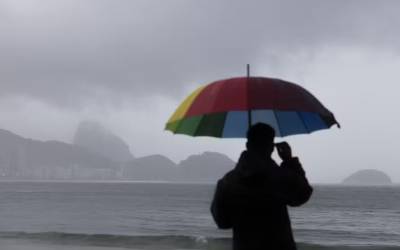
296, 112, 311, 134
272, 110, 283, 137
193, 115, 205, 136
173, 118, 184, 134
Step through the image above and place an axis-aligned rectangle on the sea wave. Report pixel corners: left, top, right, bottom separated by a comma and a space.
0, 231, 398, 250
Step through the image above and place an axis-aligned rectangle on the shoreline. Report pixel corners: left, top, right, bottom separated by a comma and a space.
0, 179, 399, 187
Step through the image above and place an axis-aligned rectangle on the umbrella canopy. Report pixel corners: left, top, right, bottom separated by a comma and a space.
166, 77, 339, 138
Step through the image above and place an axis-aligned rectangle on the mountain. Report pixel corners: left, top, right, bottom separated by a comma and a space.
120, 152, 235, 182
178, 152, 235, 182
0, 127, 236, 182
0, 129, 116, 179
73, 121, 134, 162
122, 155, 177, 181
342, 169, 392, 185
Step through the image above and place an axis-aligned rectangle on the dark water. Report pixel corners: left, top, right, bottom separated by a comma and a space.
0, 181, 399, 250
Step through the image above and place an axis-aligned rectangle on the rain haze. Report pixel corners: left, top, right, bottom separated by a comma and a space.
1, 0, 400, 183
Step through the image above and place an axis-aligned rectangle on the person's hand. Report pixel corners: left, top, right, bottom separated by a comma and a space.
275, 141, 293, 161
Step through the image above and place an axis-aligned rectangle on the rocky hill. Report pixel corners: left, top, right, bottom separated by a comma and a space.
342, 169, 392, 185
73, 121, 134, 162
178, 152, 235, 182
122, 155, 178, 181
121, 152, 235, 182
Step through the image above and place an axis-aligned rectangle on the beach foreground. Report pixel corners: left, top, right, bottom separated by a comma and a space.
1, 234, 399, 250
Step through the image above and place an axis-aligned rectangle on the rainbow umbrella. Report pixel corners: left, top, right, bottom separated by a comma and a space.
165, 76, 339, 138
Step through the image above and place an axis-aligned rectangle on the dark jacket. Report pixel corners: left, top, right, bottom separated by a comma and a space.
211, 150, 313, 250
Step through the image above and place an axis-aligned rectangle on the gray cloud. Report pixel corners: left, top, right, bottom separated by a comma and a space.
1, 0, 399, 107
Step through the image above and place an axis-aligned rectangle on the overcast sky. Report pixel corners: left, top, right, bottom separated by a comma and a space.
1, 0, 400, 183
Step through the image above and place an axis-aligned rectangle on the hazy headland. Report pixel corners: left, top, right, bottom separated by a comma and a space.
0, 121, 235, 183
0, 121, 395, 185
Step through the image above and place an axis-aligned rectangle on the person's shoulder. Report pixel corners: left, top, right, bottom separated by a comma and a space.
220, 169, 236, 183
216, 169, 240, 190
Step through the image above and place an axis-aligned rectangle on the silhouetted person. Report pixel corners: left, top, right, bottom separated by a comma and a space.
211, 123, 313, 250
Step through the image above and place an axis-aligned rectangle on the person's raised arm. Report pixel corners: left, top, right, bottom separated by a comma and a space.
276, 142, 313, 206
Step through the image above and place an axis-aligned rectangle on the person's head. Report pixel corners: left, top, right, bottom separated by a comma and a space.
246, 123, 275, 156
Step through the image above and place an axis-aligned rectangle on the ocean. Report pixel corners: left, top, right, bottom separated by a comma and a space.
0, 181, 399, 250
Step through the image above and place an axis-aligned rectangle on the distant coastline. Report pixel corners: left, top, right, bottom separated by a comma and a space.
1, 179, 399, 187
0, 179, 217, 185
0, 124, 397, 184
0, 126, 235, 183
